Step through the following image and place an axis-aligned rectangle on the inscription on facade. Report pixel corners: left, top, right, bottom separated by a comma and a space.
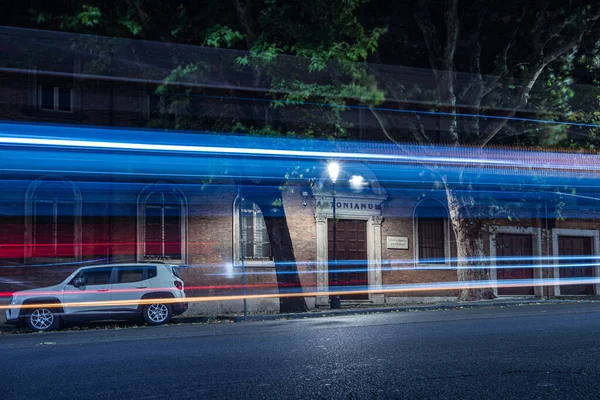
316, 200, 381, 210
387, 236, 409, 250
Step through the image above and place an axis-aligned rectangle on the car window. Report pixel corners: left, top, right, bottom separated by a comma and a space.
146, 266, 157, 279
117, 266, 145, 283
171, 266, 180, 279
78, 268, 112, 285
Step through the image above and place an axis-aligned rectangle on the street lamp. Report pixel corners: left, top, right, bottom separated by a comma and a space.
328, 162, 341, 309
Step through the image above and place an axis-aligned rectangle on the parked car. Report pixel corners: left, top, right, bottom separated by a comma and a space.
6, 263, 188, 332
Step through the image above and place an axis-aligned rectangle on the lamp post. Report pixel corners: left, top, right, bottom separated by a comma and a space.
328, 162, 341, 309
238, 187, 247, 320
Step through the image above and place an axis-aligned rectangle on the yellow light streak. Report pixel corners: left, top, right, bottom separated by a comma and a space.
0, 278, 587, 311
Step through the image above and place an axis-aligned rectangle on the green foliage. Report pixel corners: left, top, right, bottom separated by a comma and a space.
36, 13, 51, 25
231, 122, 283, 137
156, 63, 209, 94
60, 5, 101, 29
204, 25, 244, 48
236, 56, 250, 67
248, 41, 284, 66
120, 19, 143, 36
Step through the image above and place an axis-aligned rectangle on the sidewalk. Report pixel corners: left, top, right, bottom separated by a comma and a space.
2, 298, 597, 333
172, 298, 597, 323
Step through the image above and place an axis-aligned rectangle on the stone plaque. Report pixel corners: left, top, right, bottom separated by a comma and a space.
387, 236, 408, 250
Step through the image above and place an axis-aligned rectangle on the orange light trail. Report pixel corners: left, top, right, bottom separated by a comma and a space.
1, 278, 592, 311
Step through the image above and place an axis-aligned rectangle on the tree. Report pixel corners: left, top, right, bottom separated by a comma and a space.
360, 0, 600, 300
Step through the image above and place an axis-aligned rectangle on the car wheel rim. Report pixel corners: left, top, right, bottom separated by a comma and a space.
148, 304, 168, 323
30, 309, 54, 330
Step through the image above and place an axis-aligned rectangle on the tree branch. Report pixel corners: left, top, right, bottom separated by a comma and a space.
459, 6, 485, 143
406, 112, 432, 145
458, 2, 486, 103
369, 107, 440, 175
124, 0, 152, 31
443, 0, 460, 71
539, 14, 578, 54
415, 0, 460, 144
530, 3, 548, 55
370, 107, 430, 145
482, 3, 528, 98
414, 0, 443, 74
478, 40, 583, 146
369, 107, 404, 146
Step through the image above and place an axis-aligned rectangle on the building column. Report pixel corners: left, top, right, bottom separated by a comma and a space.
315, 213, 329, 306
368, 216, 384, 304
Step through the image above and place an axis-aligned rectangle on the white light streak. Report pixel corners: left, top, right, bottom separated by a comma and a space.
0, 136, 512, 165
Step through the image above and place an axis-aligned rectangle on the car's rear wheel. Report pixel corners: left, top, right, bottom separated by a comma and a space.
142, 303, 172, 325
26, 307, 60, 332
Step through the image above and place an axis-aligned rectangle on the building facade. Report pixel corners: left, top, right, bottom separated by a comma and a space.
1, 26, 600, 315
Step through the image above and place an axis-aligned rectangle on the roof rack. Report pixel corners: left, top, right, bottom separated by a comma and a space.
136, 260, 166, 264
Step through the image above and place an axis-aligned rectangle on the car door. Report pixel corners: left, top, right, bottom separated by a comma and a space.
62, 267, 114, 317
110, 265, 154, 315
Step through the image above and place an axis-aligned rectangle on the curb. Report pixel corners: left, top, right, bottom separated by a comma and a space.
177, 299, 597, 323
3, 299, 597, 333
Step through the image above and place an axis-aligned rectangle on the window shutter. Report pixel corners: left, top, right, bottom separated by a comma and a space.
56, 202, 75, 257
242, 213, 254, 258
238, 201, 272, 261
418, 217, 445, 263
40, 86, 54, 110
33, 201, 54, 257
144, 204, 162, 259
143, 191, 183, 261
58, 87, 72, 111
163, 205, 182, 259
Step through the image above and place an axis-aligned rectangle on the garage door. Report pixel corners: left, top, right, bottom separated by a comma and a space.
558, 236, 594, 295
495, 234, 535, 295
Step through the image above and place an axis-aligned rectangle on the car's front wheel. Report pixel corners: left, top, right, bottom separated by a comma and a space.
26, 307, 60, 332
142, 303, 172, 326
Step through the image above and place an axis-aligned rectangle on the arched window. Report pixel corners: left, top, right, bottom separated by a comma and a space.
414, 199, 449, 265
138, 185, 187, 262
26, 179, 81, 259
233, 196, 271, 263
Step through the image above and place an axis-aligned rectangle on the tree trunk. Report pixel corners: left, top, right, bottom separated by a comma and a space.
252, 189, 309, 313
445, 183, 496, 301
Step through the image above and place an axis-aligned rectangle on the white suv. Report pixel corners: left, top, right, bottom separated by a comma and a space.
6, 263, 188, 332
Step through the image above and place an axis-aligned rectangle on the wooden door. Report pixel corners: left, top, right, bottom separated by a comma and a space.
495, 234, 535, 295
558, 236, 594, 295
328, 219, 368, 300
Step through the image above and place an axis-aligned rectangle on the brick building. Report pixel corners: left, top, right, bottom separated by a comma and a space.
1, 26, 599, 314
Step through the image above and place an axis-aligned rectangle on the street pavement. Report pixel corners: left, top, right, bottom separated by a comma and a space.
1, 303, 600, 399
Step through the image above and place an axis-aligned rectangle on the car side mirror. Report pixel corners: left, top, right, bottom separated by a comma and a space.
73, 278, 86, 288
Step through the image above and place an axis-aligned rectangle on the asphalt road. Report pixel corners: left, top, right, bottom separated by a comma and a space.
2, 303, 600, 400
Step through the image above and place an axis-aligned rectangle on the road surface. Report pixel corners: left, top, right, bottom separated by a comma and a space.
2, 303, 600, 399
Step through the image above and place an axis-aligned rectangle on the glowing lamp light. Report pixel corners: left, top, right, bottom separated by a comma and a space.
349, 175, 365, 189
327, 162, 340, 183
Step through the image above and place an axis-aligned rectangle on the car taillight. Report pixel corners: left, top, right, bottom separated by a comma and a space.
174, 280, 183, 290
